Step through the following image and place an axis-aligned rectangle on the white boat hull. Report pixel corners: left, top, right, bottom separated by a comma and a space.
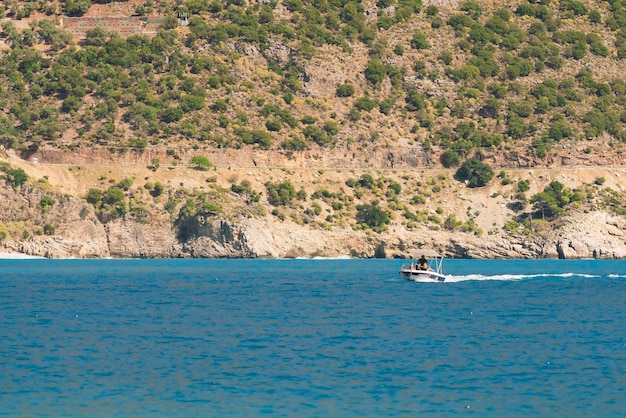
400, 269, 447, 282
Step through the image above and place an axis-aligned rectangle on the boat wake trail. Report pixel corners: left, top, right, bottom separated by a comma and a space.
445, 272, 601, 282
608, 274, 626, 279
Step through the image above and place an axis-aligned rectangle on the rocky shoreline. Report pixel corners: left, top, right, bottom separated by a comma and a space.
2, 200, 626, 260
3, 153, 626, 260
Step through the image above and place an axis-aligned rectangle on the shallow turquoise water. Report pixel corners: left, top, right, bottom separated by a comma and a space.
1, 259, 625, 417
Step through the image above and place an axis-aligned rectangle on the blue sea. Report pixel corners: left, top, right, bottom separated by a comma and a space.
1, 259, 625, 417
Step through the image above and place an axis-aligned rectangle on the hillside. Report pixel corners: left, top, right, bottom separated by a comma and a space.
2, 0, 626, 258
2, 0, 626, 162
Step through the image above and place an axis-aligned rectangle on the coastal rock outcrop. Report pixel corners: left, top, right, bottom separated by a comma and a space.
549, 211, 626, 259
0, 184, 109, 258
105, 218, 182, 258
2, 210, 625, 259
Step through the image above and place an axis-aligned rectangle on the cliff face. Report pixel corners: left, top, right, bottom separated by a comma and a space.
2, 179, 626, 259
0, 184, 109, 258
550, 212, 626, 259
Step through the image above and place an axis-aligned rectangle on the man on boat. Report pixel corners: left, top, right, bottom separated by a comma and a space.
417, 255, 428, 270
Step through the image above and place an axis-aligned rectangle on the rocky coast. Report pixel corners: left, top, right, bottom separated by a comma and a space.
2, 150, 626, 260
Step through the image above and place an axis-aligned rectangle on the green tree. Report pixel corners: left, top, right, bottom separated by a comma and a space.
356, 202, 390, 231
6, 168, 28, 188
64, 0, 92, 16
190, 155, 213, 170
454, 158, 494, 188
84, 27, 110, 46
530, 181, 572, 220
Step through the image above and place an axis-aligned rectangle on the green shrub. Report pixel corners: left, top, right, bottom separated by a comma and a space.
265, 180, 296, 206
265, 120, 282, 131
301, 115, 316, 124
358, 174, 374, 188
303, 125, 332, 146
560, 0, 588, 16
39, 196, 55, 212
281, 136, 307, 151
444, 215, 462, 231
336, 84, 355, 97
388, 182, 401, 195
160, 107, 183, 123
118, 177, 134, 191
410, 32, 429, 49
232, 180, 261, 202
364, 58, 387, 86
86, 188, 103, 204
243, 130, 272, 149
323, 120, 339, 135
356, 202, 390, 231
411, 195, 425, 204
461, 0, 482, 19
152, 182, 165, 197
43, 223, 56, 235
355, 97, 377, 111
518, 179, 530, 192
440, 150, 461, 168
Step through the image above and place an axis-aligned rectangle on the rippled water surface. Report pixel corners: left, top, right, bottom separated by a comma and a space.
1, 259, 625, 417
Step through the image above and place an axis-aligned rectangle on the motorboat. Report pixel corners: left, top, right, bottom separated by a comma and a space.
400, 249, 447, 282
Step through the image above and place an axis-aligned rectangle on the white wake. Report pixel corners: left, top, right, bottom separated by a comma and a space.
444, 272, 602, 282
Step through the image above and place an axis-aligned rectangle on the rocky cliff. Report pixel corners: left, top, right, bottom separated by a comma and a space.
2, 179, 626, 259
